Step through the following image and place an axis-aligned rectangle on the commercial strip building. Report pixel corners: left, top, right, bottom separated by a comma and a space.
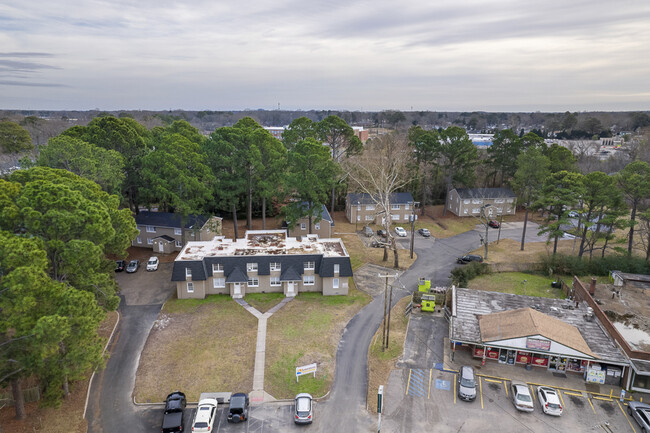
449, 287, 628, 386
171, 230, 352, 300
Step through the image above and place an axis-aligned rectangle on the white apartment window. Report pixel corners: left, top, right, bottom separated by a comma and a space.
507, 198, 514, 203
463, 199, 470, 204
405, 204, 410, 210
391, 214, 399, 220
187, 282, 194, 293
213, 263, 224, 273
315, 222, 320, 230
507, 208, 513, 213
186, 268, 192, 278
494, 198, 505, 204
147, 238, 153, 245
303, 275, 315, 285
334, 264, 340, 274
365, 215, 373, 221
189, 232, 195, 237
391, 204, 400, 210
213, 277, 225, 288
136, 237, 142, 244
270, 262, 281, 271
333, 278, 339, 289
174, 228, 182, 235
463, 209, 469, 214
247, 277, 259, 287
304, 261, 315, 270
356, 205, 361, 211
175, 240, 182, 247
366, 204, 375, 211
472, 208, 480, 214
356, 215, 361, 221
247, 263, 258, 272
270, 276, 281, 286
496, 207, 503, 214
471, 199, 483, 204
146, 225, 155, 233
299, 222, 306, 230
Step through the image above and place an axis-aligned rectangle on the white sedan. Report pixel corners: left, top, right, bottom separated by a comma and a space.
394, 226, 407, 237
146, 256, 159, 271
537, 386, 563, 416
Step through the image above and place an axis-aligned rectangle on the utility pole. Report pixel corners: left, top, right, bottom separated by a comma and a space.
385, 283, 394, 349
378, 273, 397, 351
480, 204, 491, 260
409, 201, 420, 259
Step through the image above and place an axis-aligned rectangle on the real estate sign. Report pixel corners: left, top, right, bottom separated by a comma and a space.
296, 363, 317, 382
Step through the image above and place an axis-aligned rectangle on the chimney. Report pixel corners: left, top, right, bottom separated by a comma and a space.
589, 278, 596, 295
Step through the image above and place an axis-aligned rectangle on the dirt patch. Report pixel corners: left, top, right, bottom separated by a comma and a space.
0, 311, 118, 433
569, 395, 585, 407
366, 297, 410, 414
265, 284, 371, 399
134, 296, 258, 402
598, 401, 615, 416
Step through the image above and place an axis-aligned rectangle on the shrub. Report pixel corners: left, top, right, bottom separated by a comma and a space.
450, 262, 491, 287
540, 254, 650, 277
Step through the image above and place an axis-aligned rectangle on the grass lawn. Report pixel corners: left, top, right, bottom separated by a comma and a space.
134, 295, 258, 402
467, 272, 566, 299
264, 280, 371, 399
244, 292, 285, 313
366, 296, 410, 414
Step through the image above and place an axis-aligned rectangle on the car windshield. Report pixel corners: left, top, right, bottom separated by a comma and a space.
460, 377, 475, 388
517, 393, 532, 402
149, 259, 156, 264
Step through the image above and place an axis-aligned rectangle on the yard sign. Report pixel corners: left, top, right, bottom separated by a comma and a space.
296, 363, 317, 382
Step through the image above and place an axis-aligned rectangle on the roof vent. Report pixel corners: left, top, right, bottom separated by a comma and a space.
584, 307, 595, 322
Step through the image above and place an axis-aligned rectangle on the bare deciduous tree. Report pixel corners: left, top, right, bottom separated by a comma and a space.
343, 133, 413, 268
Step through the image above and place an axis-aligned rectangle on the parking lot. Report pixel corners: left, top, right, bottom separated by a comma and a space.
381, 312, 640, 432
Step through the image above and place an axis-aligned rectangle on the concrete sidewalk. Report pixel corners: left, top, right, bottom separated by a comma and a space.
443, 338, 628, 399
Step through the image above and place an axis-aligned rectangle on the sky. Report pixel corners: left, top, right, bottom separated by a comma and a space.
1, 0, 650, 112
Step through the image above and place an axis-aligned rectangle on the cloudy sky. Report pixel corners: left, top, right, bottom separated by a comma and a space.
2, 0, 650, 112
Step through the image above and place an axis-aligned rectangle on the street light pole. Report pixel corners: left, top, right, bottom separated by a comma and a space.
481, 204, 491, 260
409, 201, 419, 259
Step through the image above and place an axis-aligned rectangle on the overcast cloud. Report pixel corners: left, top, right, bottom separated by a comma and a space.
1, 0, 650, 111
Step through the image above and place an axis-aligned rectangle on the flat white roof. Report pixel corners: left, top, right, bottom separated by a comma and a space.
177, 230, 349, 261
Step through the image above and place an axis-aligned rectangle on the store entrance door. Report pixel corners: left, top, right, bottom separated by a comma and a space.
549, 356, 567, 372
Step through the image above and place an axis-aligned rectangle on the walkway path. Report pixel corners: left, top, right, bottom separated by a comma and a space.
235, 297, 294, 404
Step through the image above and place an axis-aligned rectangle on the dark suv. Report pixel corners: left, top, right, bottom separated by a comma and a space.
457, 254, 483, 264
227, 393, 249, 423
162, 391, 186, 433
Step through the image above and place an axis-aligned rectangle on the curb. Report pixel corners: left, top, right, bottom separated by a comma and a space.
83, 310, 121, 420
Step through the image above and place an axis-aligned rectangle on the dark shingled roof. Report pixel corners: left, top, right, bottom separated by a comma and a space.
453, 188, 515, 199
226, 267, 248, 283
347, 192, 414, 205
153, 235, 176, 242
280, 266, 302, 281
135, 211, 209, 229
281, 203, 334, 227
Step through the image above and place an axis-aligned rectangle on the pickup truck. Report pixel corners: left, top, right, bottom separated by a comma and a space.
162, 391, 186, 433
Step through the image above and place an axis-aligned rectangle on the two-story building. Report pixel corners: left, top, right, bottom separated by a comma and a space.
282, 203, 335, 239
345, 192, 414, 225
171, 230, 352, 299
132, 211, 222, 254
447, 188, 516, 217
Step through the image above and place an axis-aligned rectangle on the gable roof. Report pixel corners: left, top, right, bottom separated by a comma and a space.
135, 211, 210, 229
478, 307, 596, 358
347, 192, 414, 205
282, 203, 334, 224
453, 188, 515, 199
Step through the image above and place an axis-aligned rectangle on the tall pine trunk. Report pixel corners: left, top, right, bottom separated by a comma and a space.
628, 202, 638, 255
330, 186, 336, 217
12, 377, 25, 420
520, 208, 529, 251
262, 196, 266, 230
232, 204, 239, 239
247, 178, 252, 230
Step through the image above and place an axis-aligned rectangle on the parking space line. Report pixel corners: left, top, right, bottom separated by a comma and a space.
454, 375, 457, 404
503, 381, 508, 397
484, 378, 502, 384
587, 396, 596, 414
564, 391, 583, 397
530, 385, 536, 403
557, 389, 565, 409
406, 369, 412, 395
428, 369, 432, 399
479, 377, 484, 409
617, 400, 637, 433
593, 396, 613, 402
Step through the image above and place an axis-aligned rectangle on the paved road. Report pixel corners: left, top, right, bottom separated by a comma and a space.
87, 222, 544, 433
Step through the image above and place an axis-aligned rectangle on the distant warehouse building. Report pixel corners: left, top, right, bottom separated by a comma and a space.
172, 230, 352, 299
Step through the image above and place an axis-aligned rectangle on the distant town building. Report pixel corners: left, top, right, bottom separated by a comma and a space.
345, 192, 414, 225
447, 188, 516, 217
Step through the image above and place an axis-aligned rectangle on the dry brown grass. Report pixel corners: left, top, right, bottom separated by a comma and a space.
264, 281, 371, 399
0, 311, 118, 433
134, 296, 258, 402
366, 296, 410, 414
471, 238, 577, 264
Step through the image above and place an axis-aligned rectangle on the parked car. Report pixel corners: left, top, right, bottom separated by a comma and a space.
371, 239, 389, 248
511, 381, 534, 412
228, 392, 249, 423
488, 220, 500, 228
146, 256, 159, 271
568, 210, 579, 218
377, 229, 387, 238
457, 365, 476, 401
192, 398, 218, 432
456, 255, 483, 264
126, 260, 140, 273
115, 260, 126, 272
537, 386, 563, 416
362, 226, 374, 237
628, 401, 650, 432
294, 393, 313, 424
417, 228, 431, 237
394, 226, 407, 237
162, 391, 186, 433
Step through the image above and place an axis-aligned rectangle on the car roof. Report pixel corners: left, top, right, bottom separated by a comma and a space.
460, 366, 474, 377
539, 387, 560, 402
197, 398, 218, 407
